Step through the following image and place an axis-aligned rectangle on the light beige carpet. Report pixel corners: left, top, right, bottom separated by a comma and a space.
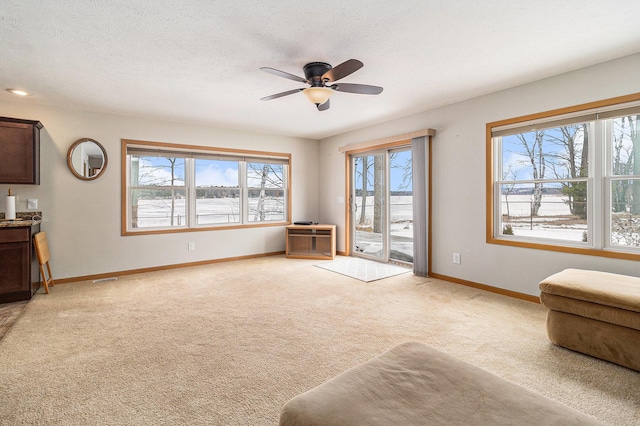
1, 255, 638, 425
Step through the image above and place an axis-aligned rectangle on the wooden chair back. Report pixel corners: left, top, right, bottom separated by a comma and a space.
33, 231, 54, 294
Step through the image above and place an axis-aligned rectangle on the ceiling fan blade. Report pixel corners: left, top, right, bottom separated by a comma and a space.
260, 67, 308, 84
330, 83, 383, 95
322, 59, 363, 82
260, 88, 304, 101
317, 99, 330, 111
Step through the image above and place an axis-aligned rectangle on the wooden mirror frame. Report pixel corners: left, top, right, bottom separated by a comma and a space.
67, 138, 108, 181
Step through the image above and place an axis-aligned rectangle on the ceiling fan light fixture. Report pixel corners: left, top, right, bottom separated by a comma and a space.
6, 89, 30, 96
261, 59, 382, 111
303, 87, 332, 105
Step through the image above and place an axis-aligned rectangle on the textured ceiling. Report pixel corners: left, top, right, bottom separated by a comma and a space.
2, 1, 640, 140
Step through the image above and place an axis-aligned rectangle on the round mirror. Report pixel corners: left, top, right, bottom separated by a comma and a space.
67, 138, 108, 181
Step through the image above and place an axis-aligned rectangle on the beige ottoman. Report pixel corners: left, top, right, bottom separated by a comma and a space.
279, 341, 603, 426
540, 268, 640, 371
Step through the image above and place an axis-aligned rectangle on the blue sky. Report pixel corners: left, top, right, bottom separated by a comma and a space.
500, 126, 587, 181
138, 150, 414, 191
196, 160, 238, 187
135, 156, 285, 188
354, 150, 413, 192
500, 117, 639, 182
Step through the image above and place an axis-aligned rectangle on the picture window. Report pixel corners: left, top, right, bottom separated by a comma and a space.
487, 94, 640, 259
122, 140, 290, 235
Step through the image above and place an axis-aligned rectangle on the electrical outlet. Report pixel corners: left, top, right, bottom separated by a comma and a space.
453, 253, 461, 264
188, 242, 195, 251
27, 198, 38, 209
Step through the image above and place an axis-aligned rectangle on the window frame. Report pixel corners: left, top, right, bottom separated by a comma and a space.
486, 92, 640, 261
121, 139, 291, 236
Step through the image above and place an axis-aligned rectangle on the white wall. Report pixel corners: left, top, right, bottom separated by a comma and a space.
3, 53, 639, 293
319, 53, 640, 296
0, 102, 319, 279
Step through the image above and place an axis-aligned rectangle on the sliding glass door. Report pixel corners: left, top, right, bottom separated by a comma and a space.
351, 147, 413, 264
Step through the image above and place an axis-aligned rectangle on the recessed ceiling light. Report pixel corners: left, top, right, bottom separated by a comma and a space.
6, 89, 31, 96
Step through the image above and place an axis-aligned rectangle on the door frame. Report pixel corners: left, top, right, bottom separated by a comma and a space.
341, 130, 434, 272
349, 146, 416, 264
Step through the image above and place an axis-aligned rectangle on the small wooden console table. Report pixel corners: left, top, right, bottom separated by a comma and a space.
286, 224, 336, 260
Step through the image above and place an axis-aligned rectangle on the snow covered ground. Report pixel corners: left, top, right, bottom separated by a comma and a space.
133, 197, 284, 228
500, 194, 587, 242
353, 196, 414, 262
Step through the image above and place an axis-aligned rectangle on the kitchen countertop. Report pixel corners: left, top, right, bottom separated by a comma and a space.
0, 219, 42, 228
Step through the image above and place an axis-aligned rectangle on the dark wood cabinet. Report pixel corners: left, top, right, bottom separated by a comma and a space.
0, 224, 41, 303
0, 116, 43, 185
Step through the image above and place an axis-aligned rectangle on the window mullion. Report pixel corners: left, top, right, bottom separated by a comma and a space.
126, 155, 132, 231
240, 161, 247, 224
494, 136, 503, 238
284, 164, 289, 222
500, 178, 588, 185
186, 158, 196, 227
592, 120, 612, 249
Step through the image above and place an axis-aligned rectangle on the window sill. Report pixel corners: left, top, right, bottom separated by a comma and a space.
122, 221, 290, 236
487, 236, 640, 261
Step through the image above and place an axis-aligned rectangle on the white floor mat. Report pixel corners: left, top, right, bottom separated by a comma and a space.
315, 257, 411, 282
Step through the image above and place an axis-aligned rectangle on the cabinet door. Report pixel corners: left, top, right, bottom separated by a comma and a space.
0, 242, 30, 294
0, 119, 41, 184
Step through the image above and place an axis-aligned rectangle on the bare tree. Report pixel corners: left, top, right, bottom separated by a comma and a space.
389, 151, 412, 190
357, 157, 369, 226
373, 155, 384, 233
133, 156, 185, 226
628, 115, 640, 214
166, 158, 180, 225
501, 164, 517, 218
354, 155, 385, 232
546, 124, 588, 218
247, 162, 284, 221
612, 117, 634, 212
253, 163, 270, 221
515, 130, 546, 216
610, 115, 640, 214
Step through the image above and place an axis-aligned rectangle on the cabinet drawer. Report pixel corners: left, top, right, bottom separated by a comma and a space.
0, 228, 30, 243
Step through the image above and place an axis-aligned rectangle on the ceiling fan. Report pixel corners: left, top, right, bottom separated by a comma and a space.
260, 59, 383, 111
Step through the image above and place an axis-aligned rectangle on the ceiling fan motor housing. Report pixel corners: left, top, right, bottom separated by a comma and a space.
303, 62, 332, 86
